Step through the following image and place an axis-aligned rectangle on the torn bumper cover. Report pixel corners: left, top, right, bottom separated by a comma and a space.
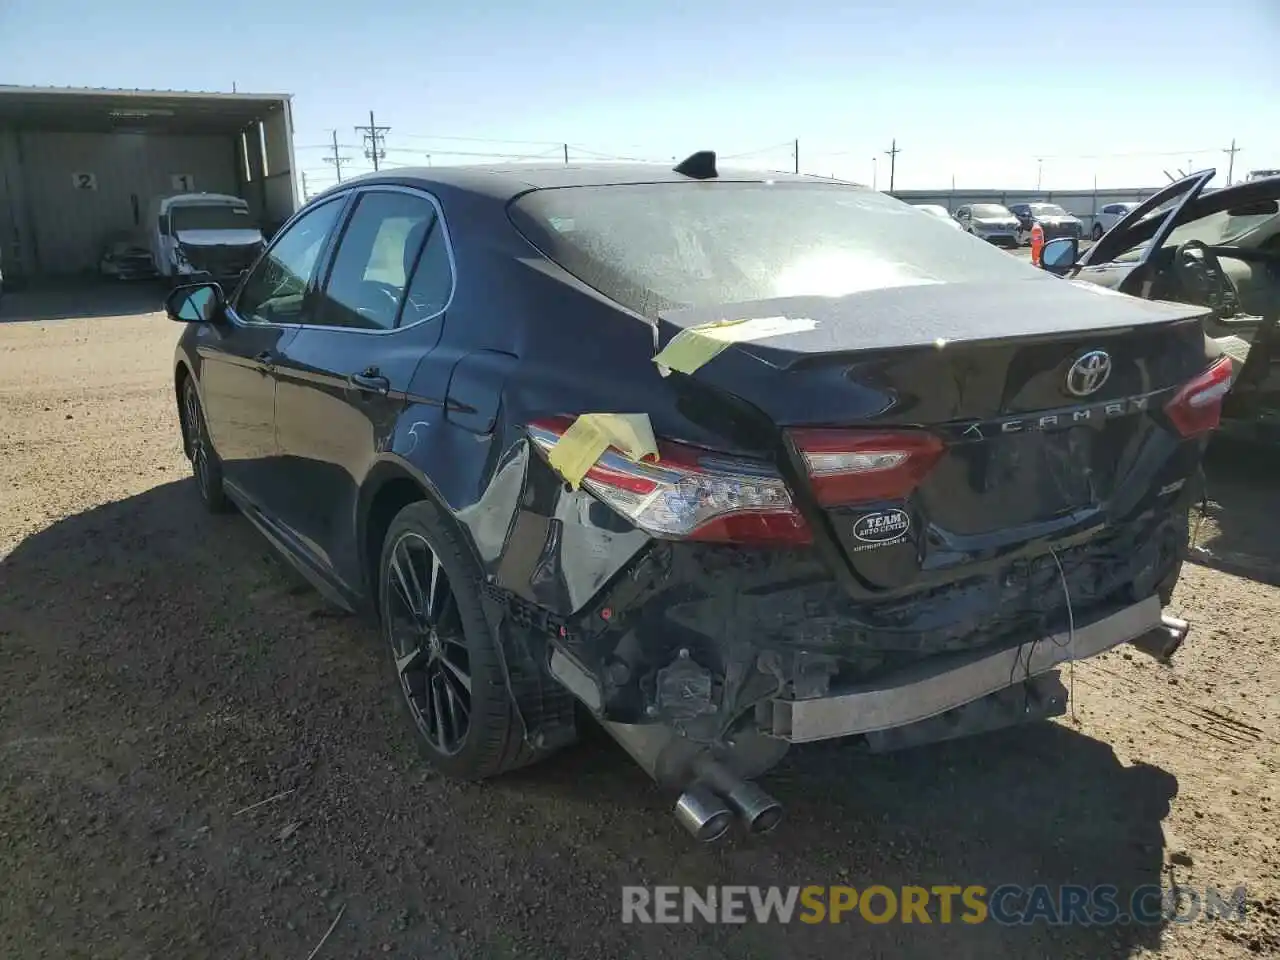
764, 596, 1161, 743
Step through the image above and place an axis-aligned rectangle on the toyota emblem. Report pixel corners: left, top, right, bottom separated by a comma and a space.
1065, 350, 1112, 397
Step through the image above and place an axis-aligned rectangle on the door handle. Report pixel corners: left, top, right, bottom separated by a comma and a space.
254, 350, 275, 371
349, 371, 391, 396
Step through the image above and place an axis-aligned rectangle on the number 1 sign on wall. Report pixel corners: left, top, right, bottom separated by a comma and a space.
171, 174, 195, 192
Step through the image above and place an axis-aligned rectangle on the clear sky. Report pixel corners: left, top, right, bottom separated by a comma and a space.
2, 0, 1277, 193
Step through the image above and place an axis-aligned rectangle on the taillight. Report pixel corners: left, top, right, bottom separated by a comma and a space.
1164, 357, 1233, 438
527, 419, 812, 546
788, 428, 945, 506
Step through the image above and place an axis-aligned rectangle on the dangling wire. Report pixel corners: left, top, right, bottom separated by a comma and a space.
1048, 546, 1078, 723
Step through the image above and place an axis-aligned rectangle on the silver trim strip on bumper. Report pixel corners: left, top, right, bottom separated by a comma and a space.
768, 596, 1162, 743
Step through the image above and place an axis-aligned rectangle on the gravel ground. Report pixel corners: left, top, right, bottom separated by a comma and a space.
1, 295, 1278, 959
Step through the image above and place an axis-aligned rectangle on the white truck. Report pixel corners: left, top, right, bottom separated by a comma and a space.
149, 193, 266, 288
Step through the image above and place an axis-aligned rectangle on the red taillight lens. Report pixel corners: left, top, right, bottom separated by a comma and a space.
527, 419, 812, 546
788, 428, 946, 506
1164, 357, 1234, 438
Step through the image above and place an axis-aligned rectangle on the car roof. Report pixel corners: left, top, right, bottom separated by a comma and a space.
317, 162, 849, 204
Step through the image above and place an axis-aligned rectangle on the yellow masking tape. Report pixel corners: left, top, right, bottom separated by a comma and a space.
652, 315, 818, 374
546, 413, 659, 490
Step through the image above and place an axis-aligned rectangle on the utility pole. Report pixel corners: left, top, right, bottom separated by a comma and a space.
794, 139, 799, 175
1224, 138, 1240, 185
872, 157, 878, 190
884, 139, 900, 193
1036, 158, 1044, 191
355, 110, 390, 171
301, 170, 310, 201
563, 143, 569, 165
323, 129, 350, 183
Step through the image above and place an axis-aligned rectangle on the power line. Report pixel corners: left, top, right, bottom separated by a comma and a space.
1223, 138, 1241, 185
566, 144, 661, 163
884, 138, 900, 192
322, 130, 351, 183
720, 141, 795, 160
354, 110, 390, 171
395, 132, 566, 147
1035, 147, 1221, 161
381, 145, 565, 162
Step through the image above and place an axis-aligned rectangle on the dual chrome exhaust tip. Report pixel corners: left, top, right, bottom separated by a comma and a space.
673, 762, 783, 842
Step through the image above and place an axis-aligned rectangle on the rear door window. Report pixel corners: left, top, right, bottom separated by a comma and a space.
508, 183, 1034, 318
315, 191, 438, 330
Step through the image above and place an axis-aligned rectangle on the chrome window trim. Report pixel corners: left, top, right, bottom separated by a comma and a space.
229, 181, 460, 335
224, 193, 351, 332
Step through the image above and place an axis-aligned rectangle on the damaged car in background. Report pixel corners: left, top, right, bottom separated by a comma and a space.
166, 153, 1222, 842
99, 231, 157, 281
1040, 168, 1280, 447
150, 192, 266, 289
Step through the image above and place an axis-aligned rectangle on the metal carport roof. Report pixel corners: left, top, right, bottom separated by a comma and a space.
0, 86, 291, 134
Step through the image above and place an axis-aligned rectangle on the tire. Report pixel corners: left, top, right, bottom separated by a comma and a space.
1092, 223, 1104, 241
181, 377, 229, 513
378, 500, 548, 780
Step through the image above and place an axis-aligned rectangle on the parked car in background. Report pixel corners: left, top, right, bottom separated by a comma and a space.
99, 231, 157, 281
1038, 168, 1280, 446
168, 155, 1215, 841
1010, 202, 1085, 245
911, 203, 964, 229
149, 193, 266, 289
953, 203, 1020, 247
1092, 202, 1141, 240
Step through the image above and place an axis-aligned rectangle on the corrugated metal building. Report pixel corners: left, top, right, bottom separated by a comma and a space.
0, 86, 298, 283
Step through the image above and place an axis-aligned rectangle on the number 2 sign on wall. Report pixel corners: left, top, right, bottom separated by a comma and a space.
71, 172, 98, 190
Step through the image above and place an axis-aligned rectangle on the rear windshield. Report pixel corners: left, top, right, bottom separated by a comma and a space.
508, 183, 1034, 317
1029, 203, 1068, 216
970, 204, 1012, 218
171, 204, 254, 232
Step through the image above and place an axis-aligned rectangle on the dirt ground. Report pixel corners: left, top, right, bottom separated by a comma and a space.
1, 295, 1278, 960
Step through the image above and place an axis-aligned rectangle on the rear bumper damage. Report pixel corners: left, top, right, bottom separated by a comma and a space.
547, 594, 1188, 840
767, 596, 1161, 742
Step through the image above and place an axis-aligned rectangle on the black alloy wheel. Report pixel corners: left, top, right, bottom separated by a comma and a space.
378, 501, 561, 780
182, 377, 228, 512
384, 530, 473, 756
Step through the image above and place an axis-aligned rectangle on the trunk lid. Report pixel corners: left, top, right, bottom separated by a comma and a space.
656, 277, 1212, 593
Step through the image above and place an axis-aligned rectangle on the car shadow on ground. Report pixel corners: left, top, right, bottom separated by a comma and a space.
1191, 438, 1280, 587
0, 478, 1179, 959
0, 279, 167, 323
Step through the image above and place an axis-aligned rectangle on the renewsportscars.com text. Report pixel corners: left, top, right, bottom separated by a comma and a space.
621, 884, 1248, 926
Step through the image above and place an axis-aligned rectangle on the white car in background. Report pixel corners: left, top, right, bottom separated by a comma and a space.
911, 203, 964, 229
952, 203, 1021, 248
1092, 201, 1140, 240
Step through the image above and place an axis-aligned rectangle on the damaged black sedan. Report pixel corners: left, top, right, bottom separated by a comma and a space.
167, 154, 1226, 840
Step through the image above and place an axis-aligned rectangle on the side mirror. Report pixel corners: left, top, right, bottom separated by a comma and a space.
1040, 237, 1079, 275
165, 281, 225, 324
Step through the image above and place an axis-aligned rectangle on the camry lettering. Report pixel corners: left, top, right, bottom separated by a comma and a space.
950, 390, 1165, 440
